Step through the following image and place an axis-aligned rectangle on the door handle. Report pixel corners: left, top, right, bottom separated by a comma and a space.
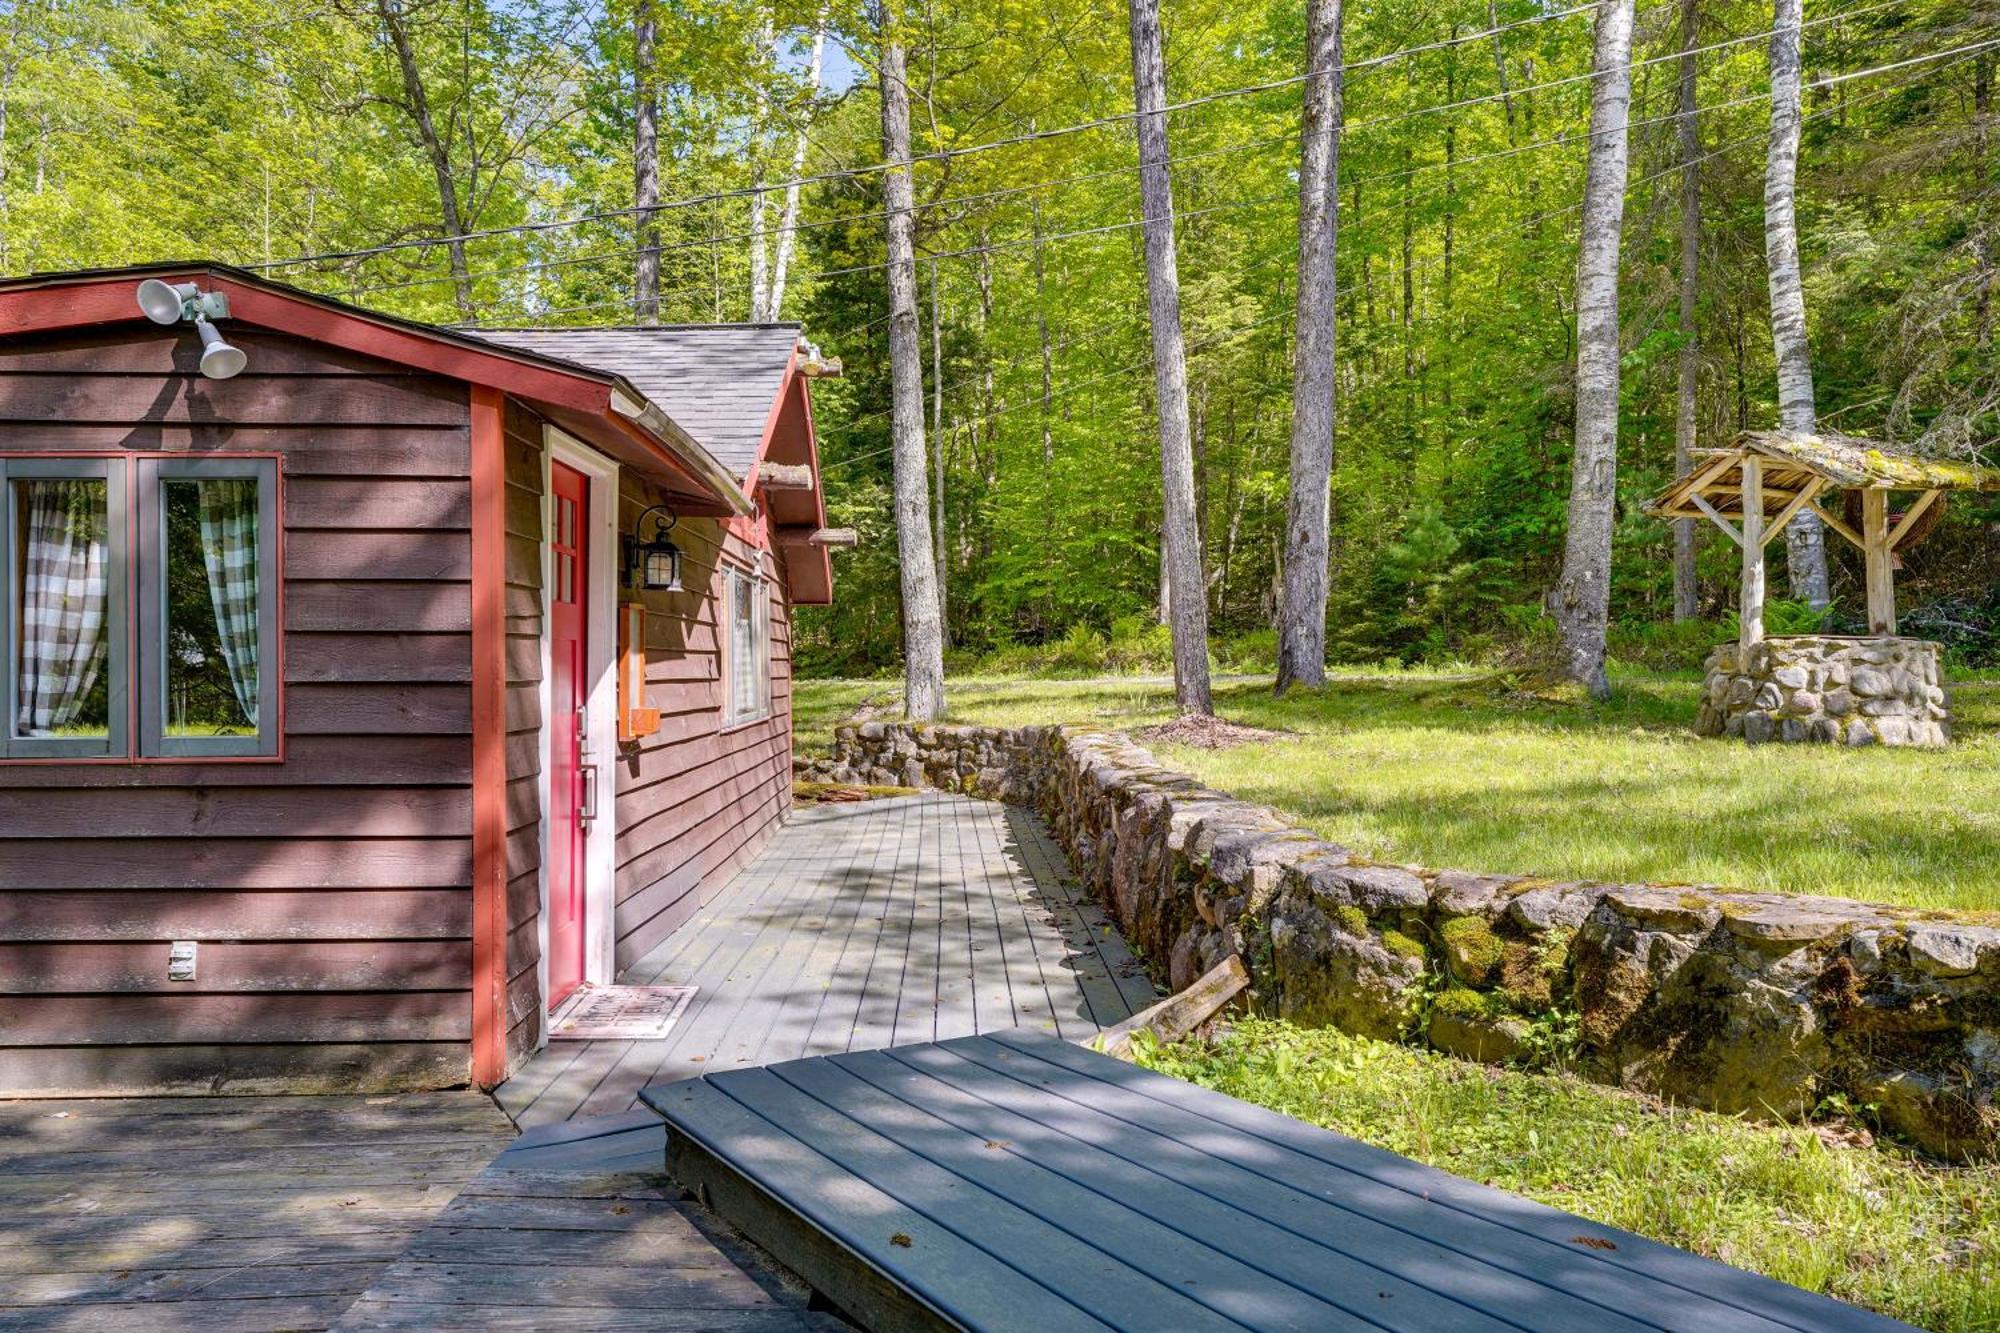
579, 763, 599, 824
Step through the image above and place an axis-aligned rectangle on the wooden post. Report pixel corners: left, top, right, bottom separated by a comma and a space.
1739, 455, 1765, 653
1862, 487, 1896, 633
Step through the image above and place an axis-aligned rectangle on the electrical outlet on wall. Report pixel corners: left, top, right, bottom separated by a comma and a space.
168, 941, 197, 982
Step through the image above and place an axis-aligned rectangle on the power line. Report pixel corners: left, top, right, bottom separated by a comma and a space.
451, 29, 1988, 325
326, 0, 1915, 311
819, 44, 1979, 473
246, 0, 1634, 274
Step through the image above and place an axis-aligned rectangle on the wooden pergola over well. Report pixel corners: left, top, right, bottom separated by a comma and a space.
1645, 430, 2000, 649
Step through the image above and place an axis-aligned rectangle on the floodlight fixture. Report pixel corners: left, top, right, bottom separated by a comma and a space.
137, 279, 199, 325
194, 318, 247, 380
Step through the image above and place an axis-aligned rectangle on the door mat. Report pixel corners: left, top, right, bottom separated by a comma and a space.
549, 984, 697, 1040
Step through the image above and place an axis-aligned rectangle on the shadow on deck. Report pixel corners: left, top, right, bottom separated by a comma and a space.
497, 794, 1160, 1135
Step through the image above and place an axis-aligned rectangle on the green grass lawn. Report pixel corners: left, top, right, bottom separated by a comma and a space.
1137, 1019, 1998, 1331
794, 669, 2000, 913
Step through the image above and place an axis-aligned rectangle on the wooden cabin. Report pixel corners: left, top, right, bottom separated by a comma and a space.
0, 263, 838, 1095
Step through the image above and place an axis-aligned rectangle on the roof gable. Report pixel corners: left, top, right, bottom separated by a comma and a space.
471, 325, 800, 480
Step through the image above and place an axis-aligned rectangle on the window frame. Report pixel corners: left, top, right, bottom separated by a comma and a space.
721, 561, 772, 729
1, 456, 130, 760
0, 452, 283, 765
136, 456, 283, 759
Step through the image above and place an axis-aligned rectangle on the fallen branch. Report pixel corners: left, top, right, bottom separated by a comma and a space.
1091, 954, 1249, 1061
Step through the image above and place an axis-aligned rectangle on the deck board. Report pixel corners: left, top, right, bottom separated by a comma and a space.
0, 1091, 513, 1332
330, 1122, 845, 1332
499, 795, 1156, 1130
643, 1032, 1916, 1333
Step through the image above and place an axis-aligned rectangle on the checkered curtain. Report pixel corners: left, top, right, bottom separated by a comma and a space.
16, 480, 108, 735
197, 480, 260, 728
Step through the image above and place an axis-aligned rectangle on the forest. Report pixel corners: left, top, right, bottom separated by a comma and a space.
6, 0, 1995, 684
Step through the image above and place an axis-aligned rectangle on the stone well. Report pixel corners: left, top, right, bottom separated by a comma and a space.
1696, 635, 1948, 747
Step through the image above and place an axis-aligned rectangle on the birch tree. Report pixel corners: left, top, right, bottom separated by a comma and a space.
1765, 0, 1832, 607
875, 8, 947, 720
1553, 0, 1634, 699
757, 18, 826, 321
1128, 0, 1213, 716
1672, 0, 1699, 620
633, 0, 660, 322
1276, 0, 1342, 694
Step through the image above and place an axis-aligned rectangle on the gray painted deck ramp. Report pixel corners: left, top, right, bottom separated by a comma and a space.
643, 1030, 1914, 1333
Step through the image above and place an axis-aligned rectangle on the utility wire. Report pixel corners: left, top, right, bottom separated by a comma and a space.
246, 0, 1644, 274
819, 45, 1980, 473
452, 30, 1987, 325
291, 0, 1906, 284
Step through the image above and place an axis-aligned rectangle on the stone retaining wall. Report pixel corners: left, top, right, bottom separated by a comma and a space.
802, 722, 2000, 1158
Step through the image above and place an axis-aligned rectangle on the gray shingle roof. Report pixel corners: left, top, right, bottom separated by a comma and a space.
471, 324, 801, 479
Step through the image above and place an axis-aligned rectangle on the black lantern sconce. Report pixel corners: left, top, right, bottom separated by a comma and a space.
622, 504, 685, 592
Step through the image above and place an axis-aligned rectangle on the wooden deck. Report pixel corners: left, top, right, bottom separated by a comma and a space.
331, 1127, 844, 1331
499, 794, 1157, 1131
646, 1030, 1915, 1333
0, 1090, 515, 1331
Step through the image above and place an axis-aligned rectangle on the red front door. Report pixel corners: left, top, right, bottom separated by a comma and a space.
547, 462, 591, 1008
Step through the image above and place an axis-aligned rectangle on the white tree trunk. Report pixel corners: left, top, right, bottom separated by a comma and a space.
748, 23, 775, 322
766, 20, 827, 321
930, 259, 948, 646
877, 22, 947, 721
1672, 0, 1699, 620
1127, 0, 1214, 716
1765, 0, 1832, 607
633, 0, 660, 323
1277, 0, 1342, 695
1554, 0, 1635, 700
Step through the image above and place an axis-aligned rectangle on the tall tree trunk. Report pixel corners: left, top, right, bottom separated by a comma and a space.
1672, 0, 1700, 620
1127, 0, 1212, 713
1487, 0, 1517, 144
633, 0, 660, 322
1033, 199, 1053, 467
1442, 28, 1457, 417
748, 23, 775, 322
930, 259, 948, 646
1975, 53, 1993, 349
876, 17, 946, 720
1277, 0, 1341, 695
1765, 0, 1831, 607
1554, 0, 1635, 700
766, 20, 828, 321
378, 0, 474, 321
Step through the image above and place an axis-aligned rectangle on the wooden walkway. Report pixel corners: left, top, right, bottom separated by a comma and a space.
499, 794, 1156, 1131
0, 1091, 514, 1331
647, 1030, 1915, 1333
331, 1129, 844, 1331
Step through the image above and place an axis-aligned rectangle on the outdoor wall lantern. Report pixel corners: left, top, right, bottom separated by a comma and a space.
135, 279, 247, 380
623, 504, 685, 592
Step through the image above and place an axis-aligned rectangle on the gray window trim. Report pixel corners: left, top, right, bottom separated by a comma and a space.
722, 563, 772, 729
1, 457, 130, 760
137, 457, 281, 759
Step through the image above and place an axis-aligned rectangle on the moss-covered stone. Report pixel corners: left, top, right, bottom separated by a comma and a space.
1439, 915, 1506, 984
1381, 928, 1427, 961
1432, 987, 1508, 1020
1334, 904, 1368, 936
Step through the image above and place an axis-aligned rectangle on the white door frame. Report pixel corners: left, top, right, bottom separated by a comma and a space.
537, 427, 621, 1035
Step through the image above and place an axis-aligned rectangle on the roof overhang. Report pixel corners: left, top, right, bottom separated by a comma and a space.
0, 263, 753, 518
1646, 429, 2000, 522
746, 347, 835, 606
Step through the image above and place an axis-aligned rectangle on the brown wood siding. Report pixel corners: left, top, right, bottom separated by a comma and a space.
611, 478, 795, 971
501, 399, 545, 1066
0, 325, 474, 1096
